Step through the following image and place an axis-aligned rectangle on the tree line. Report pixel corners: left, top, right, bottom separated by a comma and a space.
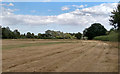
1, 26, 82, 39
0, 23, 108, 40
0, 22, 118, 40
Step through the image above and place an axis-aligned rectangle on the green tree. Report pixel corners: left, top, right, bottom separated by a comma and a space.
83, 23, 107, 40
64, 33, 72, 39
26, 32, 32, 38
75, 32, 82, 39
13, 29, 20, 39
37, 33, 42, 39
20, 34, 26, 39
0, 26, 2, 39
2, 27, 14, 39
45, 30, 52, 38
109, 2, 120, 30
31, 33, 35, 38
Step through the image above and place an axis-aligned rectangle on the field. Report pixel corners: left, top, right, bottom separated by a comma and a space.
2, 39, 118, 72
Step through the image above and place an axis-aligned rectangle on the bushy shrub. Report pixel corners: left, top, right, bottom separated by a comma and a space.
94, 31, 118, 42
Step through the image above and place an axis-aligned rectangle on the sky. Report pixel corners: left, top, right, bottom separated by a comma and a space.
1, 0, 119, 2
0, 1, 118, 34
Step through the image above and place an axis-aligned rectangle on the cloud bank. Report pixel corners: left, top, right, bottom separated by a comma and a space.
1, 3, 117, 30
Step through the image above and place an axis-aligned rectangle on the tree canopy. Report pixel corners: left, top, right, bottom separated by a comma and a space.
83, 23, 107, 40
110, 2, 120, 30
1, 27, 82, 39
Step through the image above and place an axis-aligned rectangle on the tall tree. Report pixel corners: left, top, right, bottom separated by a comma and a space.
37, 33, 42, 39
2, 27, 14, 39
75, 32, 82, 39
83, 23, 107, 40
0, 26, 2, 39
26, 32, 32, 38
13, 29, 20, 39
109, 2, 120, 30
31, 33, 35, 38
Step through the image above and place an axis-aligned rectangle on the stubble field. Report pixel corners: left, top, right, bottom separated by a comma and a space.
2, 39, 118, 72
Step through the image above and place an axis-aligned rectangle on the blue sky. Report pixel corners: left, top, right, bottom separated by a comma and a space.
2, 0, 119, 2
3, 2, 106, 16
1, 2, 118, 34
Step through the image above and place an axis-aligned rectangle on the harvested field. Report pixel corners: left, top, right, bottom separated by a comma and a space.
2, 39, 118, 72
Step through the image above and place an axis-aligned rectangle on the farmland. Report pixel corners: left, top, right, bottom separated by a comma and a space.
2, 39, 118, 72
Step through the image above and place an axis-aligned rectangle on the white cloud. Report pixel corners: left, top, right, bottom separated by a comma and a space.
0, 3, 14, 6
61, 7, 70, 11
8, 3, 14, 6
72, 5, 87, 8
1, 3, 118, 30
1, 7, 19, 15
79, 3, 117, 15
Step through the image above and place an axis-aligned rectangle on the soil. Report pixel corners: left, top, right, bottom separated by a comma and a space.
2, 39, 118, 72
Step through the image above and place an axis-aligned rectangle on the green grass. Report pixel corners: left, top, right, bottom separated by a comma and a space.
2, 41, 73, 50
94, 31, 119, 42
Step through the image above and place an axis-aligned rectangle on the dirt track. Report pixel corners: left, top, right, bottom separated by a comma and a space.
2, 39, 118, 72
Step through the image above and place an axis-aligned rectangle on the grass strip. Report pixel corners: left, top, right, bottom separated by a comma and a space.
2, 42, 73, 50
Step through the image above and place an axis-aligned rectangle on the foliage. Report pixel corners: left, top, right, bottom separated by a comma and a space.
109, 2, 120, 30
1, 27, 82, 39
13, 29, 20, 39
45, 30, 81, 39
83, 23, 107, 40
94, 30, 118, 42
75, 32, 82, 39
0, 26, 2, 38
2, 27, 14, 39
